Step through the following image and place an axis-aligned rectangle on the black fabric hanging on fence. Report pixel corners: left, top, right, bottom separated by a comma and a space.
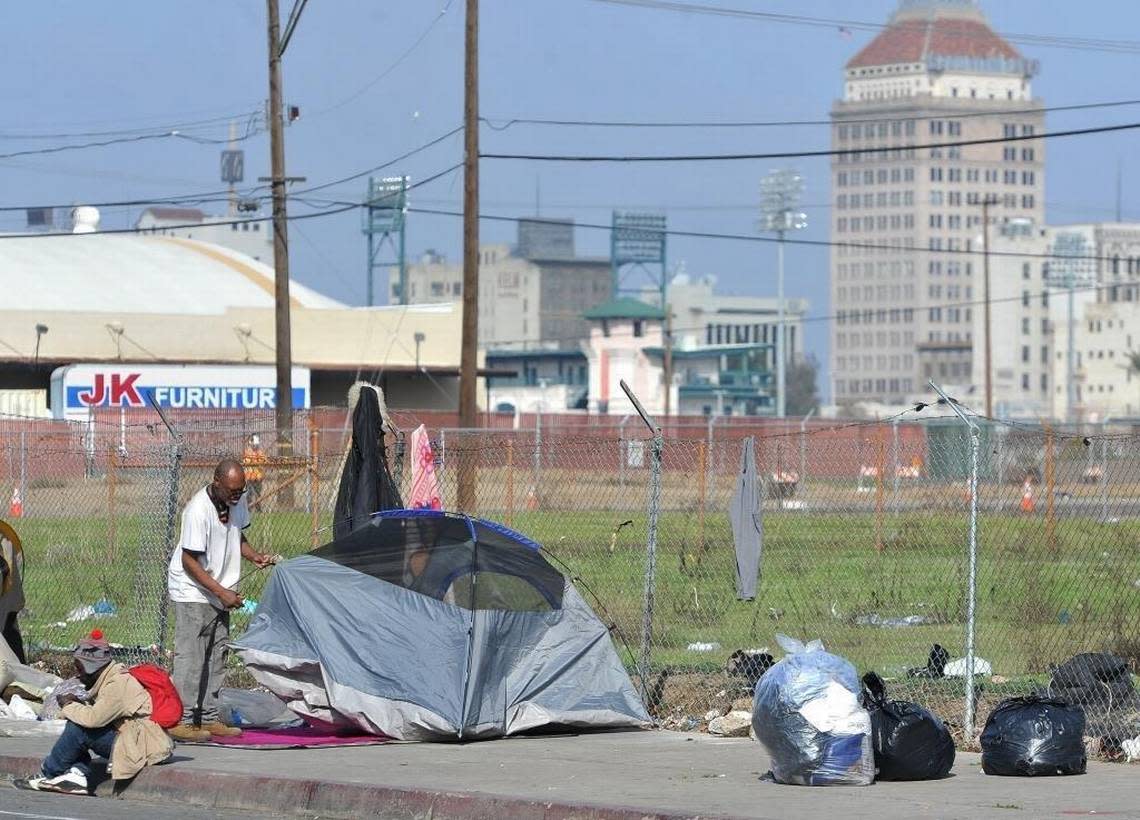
333, 386, 403, 540
729, 436, 762, 601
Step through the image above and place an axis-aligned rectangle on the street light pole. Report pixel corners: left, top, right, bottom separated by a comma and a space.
759, 169, 806, 419
982, 195, 997, 419
776, 229, 786, 418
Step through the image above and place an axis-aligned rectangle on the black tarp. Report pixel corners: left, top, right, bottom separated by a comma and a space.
333, 386, 403, 539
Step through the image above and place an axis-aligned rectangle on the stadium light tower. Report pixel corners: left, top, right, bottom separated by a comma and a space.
759, 169, 807, 418
1047, 231, 1095, 422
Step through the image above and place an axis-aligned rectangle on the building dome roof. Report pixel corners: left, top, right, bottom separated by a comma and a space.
0, 233, 342, 315
847, 0, 1023, 71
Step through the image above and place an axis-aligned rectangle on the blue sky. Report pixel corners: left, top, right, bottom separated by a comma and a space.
3, 1, 1139, 396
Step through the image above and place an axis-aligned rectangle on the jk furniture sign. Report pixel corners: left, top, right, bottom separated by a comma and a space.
50, 365, 310, 420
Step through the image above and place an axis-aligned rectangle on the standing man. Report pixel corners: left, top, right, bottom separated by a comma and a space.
167, 459, 271, 742
242, 435, 267, 507
1, 519, 26, 663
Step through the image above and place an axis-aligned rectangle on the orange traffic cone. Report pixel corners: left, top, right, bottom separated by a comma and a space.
525, 486, 539, 511
8, 487, 22, 518
1020, 480, 1035, 513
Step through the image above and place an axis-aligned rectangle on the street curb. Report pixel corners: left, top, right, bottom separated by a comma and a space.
0, 753, 728, 820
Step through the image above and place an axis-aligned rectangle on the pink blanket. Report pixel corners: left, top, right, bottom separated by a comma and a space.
408, 424, 442, 510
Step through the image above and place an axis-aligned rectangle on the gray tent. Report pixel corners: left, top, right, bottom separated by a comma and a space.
233, 510, 649, 740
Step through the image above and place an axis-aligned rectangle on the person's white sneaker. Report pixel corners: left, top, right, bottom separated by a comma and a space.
14, 766, 90, 795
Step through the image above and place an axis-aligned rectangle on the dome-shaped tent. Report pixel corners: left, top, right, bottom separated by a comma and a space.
233, 510, 649, 740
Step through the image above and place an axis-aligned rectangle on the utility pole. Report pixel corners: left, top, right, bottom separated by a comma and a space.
663, 306, 673, 417
457, 0, 479, 511
266, 0, 293, 459
981, 195, 997, 418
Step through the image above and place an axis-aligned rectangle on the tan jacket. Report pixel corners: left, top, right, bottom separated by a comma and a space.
0, 521, 24, 619
60, 662, 174, 781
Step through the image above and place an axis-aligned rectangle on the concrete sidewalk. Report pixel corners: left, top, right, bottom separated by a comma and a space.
0, 730, 1136, 819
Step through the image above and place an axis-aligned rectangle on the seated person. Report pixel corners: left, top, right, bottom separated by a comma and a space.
16, 630, 174, 796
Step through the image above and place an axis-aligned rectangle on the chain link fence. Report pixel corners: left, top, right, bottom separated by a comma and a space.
2, 406, 1138, 753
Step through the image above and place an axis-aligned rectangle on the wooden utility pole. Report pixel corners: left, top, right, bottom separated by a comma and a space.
981, 195, 997, 419
267, 0, 293, 459
457, 0, 479, 510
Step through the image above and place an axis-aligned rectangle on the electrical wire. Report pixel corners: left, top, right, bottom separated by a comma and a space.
0, 164, 462, 240
584, 0, 1140, 56
482, 121, 1140, 162
312, 0, 457, 117
405, 206, 1134, 266
0, 128, 257, 162
292, 126, 464, 195
0, 126, 462, 214
481, 98, 1140, 131
395, 206, 1140, 342
0, 108, 263, 141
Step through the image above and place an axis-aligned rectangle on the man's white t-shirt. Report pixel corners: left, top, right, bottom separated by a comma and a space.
167, 487, 250, 607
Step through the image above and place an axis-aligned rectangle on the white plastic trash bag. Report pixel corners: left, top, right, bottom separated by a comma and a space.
751, 634, 874, 786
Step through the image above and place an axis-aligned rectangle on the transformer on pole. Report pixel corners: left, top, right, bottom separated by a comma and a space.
611, 211, 667, 308
363, 175, 408, 305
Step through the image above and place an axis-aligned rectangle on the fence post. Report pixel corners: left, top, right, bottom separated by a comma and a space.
875, 430, 886, 552
964, 423, 980, 741
1044, 424, 1056, 551
620, 380, 663, 710
309, 420, 320, 548
929, 380, 980, 741
618, 415, 628, 489
891, 419, 901, 516
155, 442, 182, 653
533, 409, 542, 504
506, 438, 515, 526
19, 431, 26, 517
1100, 428, 1110, 523
107, 449, 117, 563
697, 440, 707, 554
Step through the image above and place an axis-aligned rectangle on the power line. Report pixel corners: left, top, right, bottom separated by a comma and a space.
0, 127, 462, 214
0, 164, 462, 240
0, 128, 256, 162
291, 126, 464, 195
0, 109, 263, 141
312, 0, 457, 117
482, 121, 1140, 162
395, 206, 1140, 346
406, 206, 1137, 266
481, 98, 1140, 130
584, 0, 1140, 56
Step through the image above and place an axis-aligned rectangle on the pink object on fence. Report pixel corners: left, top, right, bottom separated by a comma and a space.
408, 424, 442, 510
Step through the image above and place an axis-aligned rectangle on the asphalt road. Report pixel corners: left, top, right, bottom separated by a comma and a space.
0, 784, 288, 820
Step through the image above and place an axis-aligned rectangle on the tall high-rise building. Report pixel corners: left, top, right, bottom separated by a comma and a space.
830, 0, 1043, 408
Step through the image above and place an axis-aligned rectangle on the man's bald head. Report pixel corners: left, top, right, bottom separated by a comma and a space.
214, 458, 244, 482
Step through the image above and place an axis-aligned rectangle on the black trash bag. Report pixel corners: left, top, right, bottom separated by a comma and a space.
860, 672, 955, 781
726, 649, 775, 691
980, 696, 1087, 777
907, 644, 951, 679
1049, 653, 1135, 708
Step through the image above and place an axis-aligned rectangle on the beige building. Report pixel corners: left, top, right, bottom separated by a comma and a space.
0, 232, 472, 411
830, 0, 1044, 407
395, 219, 611, 350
